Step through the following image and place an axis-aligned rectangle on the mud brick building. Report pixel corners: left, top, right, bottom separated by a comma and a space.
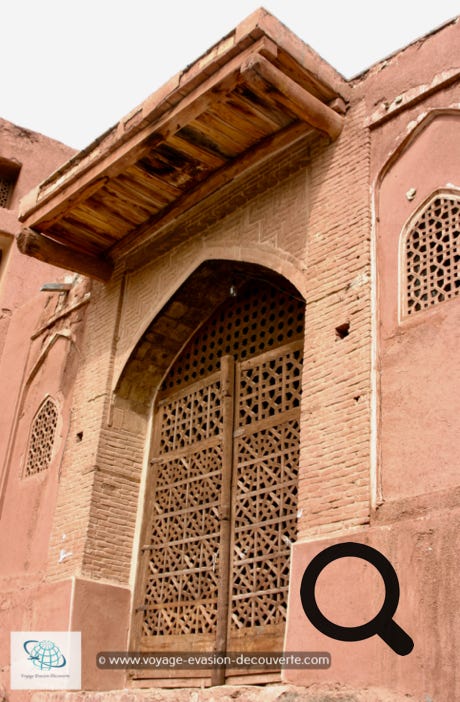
0, 9, 459, 702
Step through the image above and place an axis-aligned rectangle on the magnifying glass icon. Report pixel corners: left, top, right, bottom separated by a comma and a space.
300, 542, 414, 656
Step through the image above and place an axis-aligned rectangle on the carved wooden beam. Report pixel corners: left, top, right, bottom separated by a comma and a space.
17, 228, 114, 282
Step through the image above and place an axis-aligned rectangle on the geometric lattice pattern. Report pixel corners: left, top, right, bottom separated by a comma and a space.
231, 420, 299, 629
24, 397, 58, 477
142, 441, 222, 637
238, 346, 302, 426
0, 174, 14, 208
139, 280, 304, 657
404, 194, 460, 316
231, 344, 301, 630
158, 379, 222, 454
163, 280, 304, 392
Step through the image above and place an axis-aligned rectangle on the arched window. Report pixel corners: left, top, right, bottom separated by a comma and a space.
24, 397, 58, 477
403, 193, 460, 317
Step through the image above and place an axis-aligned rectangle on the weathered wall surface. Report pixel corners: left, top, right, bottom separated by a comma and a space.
376, 107, 460, 501
0, 119, 75, 361
286, 18, 460, 702
0, 119, 78, 700
0, 14, 459, 702
298, 100, 371, 540
286, 502, 460, 701
0, 278, 91, 575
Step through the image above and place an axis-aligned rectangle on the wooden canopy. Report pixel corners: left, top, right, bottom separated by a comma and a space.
18, 9, 348, 281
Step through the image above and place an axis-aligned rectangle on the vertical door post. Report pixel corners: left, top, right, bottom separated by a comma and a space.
212, 354, 235, 685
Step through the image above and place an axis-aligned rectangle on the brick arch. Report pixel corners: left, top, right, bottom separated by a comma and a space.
114, 243, 306, 395
85, 260, 305, 584
113, 259, 305, 415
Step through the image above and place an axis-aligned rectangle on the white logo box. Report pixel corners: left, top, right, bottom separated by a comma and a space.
11, 631, 81, 690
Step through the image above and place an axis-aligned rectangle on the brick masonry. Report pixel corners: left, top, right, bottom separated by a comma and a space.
1, 12, 459, 702
47, 101, 372, 586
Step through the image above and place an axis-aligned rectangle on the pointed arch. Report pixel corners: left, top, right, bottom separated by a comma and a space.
376, 108, 460, 192
113, 259, 305, 415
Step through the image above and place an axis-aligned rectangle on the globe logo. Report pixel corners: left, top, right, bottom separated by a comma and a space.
23, 639, 67, 670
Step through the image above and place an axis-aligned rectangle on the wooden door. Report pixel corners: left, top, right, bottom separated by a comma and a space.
228, 341, 302, 657
134, 281, 304, 683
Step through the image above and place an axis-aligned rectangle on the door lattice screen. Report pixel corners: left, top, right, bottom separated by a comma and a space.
142, 375, 223, 641
135, 280, 304, 681
230, 344, 302, 636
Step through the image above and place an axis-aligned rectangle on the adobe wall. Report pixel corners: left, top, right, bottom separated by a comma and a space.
0, 119, 76, 585
0, 14, 458, 702
0, 121, 80, 699
20, 85, 372, 689
285, 17, 460, 702
0, 119, 75, 360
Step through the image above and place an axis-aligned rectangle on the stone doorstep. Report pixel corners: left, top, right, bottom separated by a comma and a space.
29, 684, 418, 702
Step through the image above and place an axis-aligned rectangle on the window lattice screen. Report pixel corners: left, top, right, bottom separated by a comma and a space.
0, 158, 20, 208
0, 175, 14, 208
24, 398, 58, 477
404, 195, 460, 316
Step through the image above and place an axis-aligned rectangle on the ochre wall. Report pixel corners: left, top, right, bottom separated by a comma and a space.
0, 119, 75, 361
0, 119, 79, 700
0, 15, 459, 702
285, 20, 460, 702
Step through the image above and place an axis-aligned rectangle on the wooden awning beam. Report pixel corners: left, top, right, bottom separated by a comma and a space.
17, 228, 114, 282
241, 55, 344, 139
109, 120, 313, 258
19, 37, 279, 229
15, 9, 349, 282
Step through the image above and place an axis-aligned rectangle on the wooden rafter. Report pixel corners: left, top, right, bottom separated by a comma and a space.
17, 9, 349, 281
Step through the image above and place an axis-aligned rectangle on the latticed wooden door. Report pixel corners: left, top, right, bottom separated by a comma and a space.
134, 281, 304, 682
229, 342, 302, 656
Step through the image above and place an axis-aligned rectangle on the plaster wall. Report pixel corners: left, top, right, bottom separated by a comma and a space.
283, 21, 460, 701
285, 504, 459, 701
376, 109, 460, 501
0, 14, 458, 702
0, 119, 75, 361
0, 121, 79, 699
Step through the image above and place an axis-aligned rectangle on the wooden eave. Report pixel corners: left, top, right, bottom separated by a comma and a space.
18, 8, 349, 282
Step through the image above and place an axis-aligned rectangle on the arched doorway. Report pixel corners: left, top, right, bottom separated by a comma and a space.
132, 273, 305, 685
